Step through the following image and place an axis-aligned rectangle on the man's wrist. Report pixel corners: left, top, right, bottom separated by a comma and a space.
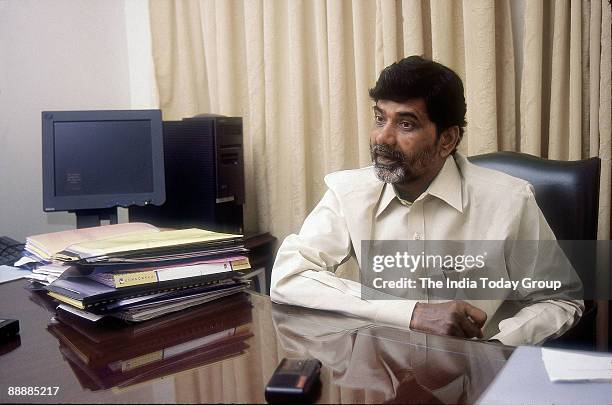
373, 300, 419, 329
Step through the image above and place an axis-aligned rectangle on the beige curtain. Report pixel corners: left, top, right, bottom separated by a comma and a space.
148, 0, 611, 242
146, 0, 611, 382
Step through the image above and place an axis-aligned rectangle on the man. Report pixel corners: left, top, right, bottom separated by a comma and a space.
270, 56, 583, 346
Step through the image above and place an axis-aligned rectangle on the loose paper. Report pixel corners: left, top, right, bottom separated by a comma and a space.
542, 348, 612, 382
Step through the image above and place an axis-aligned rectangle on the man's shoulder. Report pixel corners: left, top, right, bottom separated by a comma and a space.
323, 166, 380, 190
322, 166, 385, 205
455, 153, 534, 199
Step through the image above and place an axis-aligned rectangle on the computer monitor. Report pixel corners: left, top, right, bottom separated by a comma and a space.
42, 109, 166, 228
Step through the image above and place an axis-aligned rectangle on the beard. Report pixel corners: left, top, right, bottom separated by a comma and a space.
370, 142, 437, 184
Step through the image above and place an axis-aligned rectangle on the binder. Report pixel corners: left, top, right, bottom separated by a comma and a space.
88, 257, 250, 288
45, 271, 239, 310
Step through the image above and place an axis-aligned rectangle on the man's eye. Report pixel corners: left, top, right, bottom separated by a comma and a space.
399, 121, 415, 130
374, 115, 386, 126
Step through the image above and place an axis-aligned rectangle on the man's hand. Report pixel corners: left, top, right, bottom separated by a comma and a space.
409, 301, 487, 338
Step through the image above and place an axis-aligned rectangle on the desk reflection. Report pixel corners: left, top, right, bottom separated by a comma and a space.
47, 293, 253, 391
271, 304, 513, 404
2, 283, 512, 404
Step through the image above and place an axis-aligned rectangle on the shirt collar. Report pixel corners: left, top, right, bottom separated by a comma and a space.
427, 154, 463, 213
374, 154, 464, 217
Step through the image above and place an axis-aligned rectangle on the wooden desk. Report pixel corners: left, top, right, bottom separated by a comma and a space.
0, 280, 513, 404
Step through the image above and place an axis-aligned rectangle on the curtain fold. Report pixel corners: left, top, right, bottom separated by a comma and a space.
569, 0, 582, 159
147, 0, 611, 241
597, 1, 611, 240
548, 0, 570, 160
402, 0, 425, 57
463, 0, 498, 155
519, 0, 544, 156
495, 0, 516, 152
352, 1, 379, 165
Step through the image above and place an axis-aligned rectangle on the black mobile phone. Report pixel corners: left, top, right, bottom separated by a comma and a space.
265, 358, 322, 403
0, 319, 19, 341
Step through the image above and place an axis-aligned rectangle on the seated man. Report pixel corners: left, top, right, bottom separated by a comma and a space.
270, 56, 583, 346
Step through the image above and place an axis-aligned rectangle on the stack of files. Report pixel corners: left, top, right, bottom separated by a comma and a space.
50, 276, 249, 322
24, 222, 160, 264
21, 223, 161, 285
47, 294, 253, 390
53, 228, 246, 264
43, 227, 252, 322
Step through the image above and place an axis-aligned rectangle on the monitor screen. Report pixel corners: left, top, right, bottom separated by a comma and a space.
42, 110, 165, 213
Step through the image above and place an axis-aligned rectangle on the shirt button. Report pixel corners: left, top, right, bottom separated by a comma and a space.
413, 232, 422, 240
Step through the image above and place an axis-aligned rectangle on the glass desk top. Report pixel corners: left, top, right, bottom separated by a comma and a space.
0, 280, 513, 404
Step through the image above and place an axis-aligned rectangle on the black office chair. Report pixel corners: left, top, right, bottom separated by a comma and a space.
468, 151, 601, 349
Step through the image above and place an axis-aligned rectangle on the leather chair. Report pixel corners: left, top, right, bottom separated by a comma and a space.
468, 151, 601, 349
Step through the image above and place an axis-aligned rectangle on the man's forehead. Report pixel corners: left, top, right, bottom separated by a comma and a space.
374, 99, 428, 118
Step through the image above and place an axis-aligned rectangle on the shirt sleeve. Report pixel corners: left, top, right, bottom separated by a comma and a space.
490, 183, 584, 346
270, 188, 417, 328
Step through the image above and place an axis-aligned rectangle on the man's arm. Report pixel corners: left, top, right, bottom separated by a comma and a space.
273, 186, 493, 338
490, 183, 584, 346
271, 188, 417, 328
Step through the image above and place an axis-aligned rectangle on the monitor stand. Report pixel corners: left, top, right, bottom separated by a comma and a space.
72, 208, 118, 229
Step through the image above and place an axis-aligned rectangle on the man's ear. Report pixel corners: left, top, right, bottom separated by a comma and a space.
438, 126, 459, 157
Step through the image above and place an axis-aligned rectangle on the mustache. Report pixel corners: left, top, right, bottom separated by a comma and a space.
370, 144, 406, 162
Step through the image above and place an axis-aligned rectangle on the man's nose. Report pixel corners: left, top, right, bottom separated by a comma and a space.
375, 123, 396, 145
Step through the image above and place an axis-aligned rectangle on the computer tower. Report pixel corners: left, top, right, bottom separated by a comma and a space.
129, 116, 244, 234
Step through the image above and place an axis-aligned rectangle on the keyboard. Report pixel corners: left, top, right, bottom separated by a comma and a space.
0, 236, 24, 266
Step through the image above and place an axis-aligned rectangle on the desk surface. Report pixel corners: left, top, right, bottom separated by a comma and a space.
0, 280, 514, 404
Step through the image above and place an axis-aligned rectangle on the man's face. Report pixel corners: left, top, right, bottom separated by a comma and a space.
369, 99, 442, 184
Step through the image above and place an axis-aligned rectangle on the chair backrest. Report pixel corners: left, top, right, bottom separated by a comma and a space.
468, 151, 601, 241
469, 152, 602, 349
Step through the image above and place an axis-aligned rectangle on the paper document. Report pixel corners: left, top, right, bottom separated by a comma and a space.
13, 256, 38, 267
65, 228, 242, 259
57, 304, 104, 322
541, 348, 612, 382
25, 273, 57, 285
86, 246, 248, 264
26, 222, 159, 260
477, 346, 612, 404
116, 285, 248, 322
0, 265, 33, 284
35, 263, 71, 275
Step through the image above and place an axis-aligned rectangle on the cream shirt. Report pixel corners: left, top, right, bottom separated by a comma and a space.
270, 153, 583, 346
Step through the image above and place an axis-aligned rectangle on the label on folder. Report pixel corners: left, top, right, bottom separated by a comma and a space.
87, 257, 249, 289
114, 271, 158, 287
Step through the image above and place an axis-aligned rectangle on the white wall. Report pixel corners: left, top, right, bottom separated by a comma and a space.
0, 0, 133, 241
